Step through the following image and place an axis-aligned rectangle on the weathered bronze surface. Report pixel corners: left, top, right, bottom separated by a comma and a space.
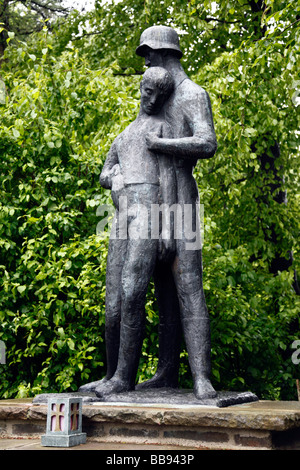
79, 25, 218, 401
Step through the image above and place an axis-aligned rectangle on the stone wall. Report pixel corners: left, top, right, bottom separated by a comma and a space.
1, 399, 300, 450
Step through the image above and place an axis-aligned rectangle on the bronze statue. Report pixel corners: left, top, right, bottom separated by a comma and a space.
79, 26, 217, 400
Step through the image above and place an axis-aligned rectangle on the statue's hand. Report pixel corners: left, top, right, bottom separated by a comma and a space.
145, 132, 159, 150
111, 164, 121, 177
111, 172, 125, 209
145, 123, 163, 151
112, 172, 124, 192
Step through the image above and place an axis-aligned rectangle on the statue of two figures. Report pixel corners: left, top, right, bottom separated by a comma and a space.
79, 26, 218, 402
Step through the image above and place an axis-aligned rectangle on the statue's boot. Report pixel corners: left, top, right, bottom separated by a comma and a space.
95, 323, 144, 398
78, 322, 120, 393
135, 321, 181, 390
181, 316, 217, 400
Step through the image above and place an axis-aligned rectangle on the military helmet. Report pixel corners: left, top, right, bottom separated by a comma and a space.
136, 25, 183, 59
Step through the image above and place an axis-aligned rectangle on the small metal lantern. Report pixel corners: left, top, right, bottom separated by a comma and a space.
41, 396, 86, 447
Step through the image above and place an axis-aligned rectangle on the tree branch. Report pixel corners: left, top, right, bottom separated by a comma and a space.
281, 18, 300, 35
113, 71, 144, 76
18, 0, 69, 14
72, 30, 103, 39
204, 16, 240, 24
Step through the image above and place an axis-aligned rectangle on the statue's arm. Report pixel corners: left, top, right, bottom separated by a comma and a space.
99, 141, 119, 189
147, 134, 216, 160
146, 90, 217, 160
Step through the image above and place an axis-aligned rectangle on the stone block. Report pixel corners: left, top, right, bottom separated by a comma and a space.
41, 433, 87, 447
272, 427, 300, 450
164, 429, 229, 443
0, 403, 31, 420
234, 432, 272, 449
0, 422, 7, 435
12, 422, 45, 436
1, 398, 300, 450
82, 420, 105, 437
109, 426, 159, 438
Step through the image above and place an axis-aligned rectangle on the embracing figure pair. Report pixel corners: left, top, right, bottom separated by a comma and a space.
79, 26, 217, 400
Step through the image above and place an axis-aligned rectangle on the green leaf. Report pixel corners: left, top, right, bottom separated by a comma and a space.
12, 128, 20, 138
67, 339, 75, 350
17, 285, 26, 294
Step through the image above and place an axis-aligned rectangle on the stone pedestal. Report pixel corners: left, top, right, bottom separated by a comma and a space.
32, 388, 258, 407
1, 397, 300, 450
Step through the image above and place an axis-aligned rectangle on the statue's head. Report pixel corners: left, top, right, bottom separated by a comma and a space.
140, 66, 174, 115
136, 25, 183, 67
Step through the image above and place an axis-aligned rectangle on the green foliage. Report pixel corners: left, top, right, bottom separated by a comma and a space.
0, 0, 299, 400
0, 0, 70, 55
0, 25, 140, 397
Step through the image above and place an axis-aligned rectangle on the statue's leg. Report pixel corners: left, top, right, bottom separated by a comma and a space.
79, 214, 127, 393
136, 261, 182, 390
95, 237, 157, 397
172, 242, 216, 400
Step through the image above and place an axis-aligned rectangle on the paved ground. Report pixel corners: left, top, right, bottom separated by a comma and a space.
0, 438, 199, 451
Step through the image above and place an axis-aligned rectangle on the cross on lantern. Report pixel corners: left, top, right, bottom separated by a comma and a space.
51, 403, 65, 432
70, 403, 79, 431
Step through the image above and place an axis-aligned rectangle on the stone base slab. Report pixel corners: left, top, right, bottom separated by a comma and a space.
1, 399, 300, 450
32, 389, 258, 407
41, 432, 87, 447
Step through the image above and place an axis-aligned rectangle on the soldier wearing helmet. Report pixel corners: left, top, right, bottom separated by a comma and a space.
135, 25, 218, 401
136, 25, 183, 59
